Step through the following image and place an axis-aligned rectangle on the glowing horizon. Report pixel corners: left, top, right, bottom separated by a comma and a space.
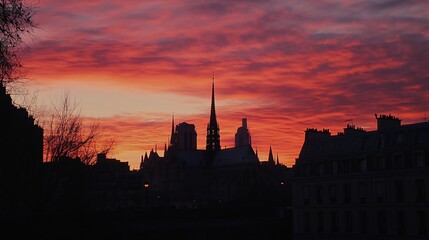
12, 0, 429, 169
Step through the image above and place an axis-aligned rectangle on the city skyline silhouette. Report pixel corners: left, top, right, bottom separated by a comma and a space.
1, 1, 429, 240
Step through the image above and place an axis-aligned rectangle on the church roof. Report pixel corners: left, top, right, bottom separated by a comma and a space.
213, 145, 259, 166
168, 146, 259, 167
175, 149, 206, 166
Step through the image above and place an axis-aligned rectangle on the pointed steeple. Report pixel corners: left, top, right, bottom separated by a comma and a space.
276, 153, 280, 165
268, 145, 275, 165
206, 74, 221, 151
210, 74, 217, 126
142, 151, 149, 166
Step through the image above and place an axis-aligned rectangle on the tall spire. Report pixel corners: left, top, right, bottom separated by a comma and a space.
268, 145, 275, 165
170, 113, 175, 147
210, 74, 217, 126
276, 153, 280, 165
206, 74, 221, 151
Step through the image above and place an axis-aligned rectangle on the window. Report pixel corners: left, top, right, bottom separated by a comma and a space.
332, 161, 338, 174
331, 212, 339, 233
394, 153, 404, 169
324, 162, 330, 175
303, 186, 309, 205
414, 152, 425, 168
375, 156, 384, 170
345, 211, 352, 232
359, 182, 366, 203
304, 212, 311, 233
395, 180, 404, 202
397, 211, 405, 235
359, 158, 367, 172
317, 211, 324, 233
414, 132, 421, 144
318, 162, 324, 176
359, 211, 367, 233
316, 185, 323, 204
416, 179, 426, 202
397, 133, 404, 143
344, 183, 351, 203
377, 211, 386, 234
329, 184, 336, 203
376, 181, 384, 203
417, 210, 427, 235
377, 135, 385, 149
344, 160, 350, 173
300, 164, 309, 177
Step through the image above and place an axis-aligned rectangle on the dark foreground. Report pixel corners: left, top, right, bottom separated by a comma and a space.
3, 205, 292, 240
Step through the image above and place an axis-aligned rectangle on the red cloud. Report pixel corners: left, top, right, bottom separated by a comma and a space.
20, 0, 429, 169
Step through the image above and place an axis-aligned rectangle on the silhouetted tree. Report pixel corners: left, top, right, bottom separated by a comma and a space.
0, 0, 35, 85
44, 93, 114, 165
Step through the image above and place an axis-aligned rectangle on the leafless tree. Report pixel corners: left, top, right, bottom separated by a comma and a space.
0, 0, 35, 85
43, 93, 115, 165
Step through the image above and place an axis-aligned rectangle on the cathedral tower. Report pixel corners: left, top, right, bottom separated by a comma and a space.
206, 76, 221, 151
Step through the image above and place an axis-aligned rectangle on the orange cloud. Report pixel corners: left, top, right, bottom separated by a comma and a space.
17, 0, 429, 169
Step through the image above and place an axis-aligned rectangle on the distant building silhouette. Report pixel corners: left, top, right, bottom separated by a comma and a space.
293, 114, 429, 239
235, 118, 251, 147
95, 153, 129, 172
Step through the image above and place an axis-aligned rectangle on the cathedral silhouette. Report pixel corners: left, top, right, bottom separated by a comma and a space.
139, 77, 289, 208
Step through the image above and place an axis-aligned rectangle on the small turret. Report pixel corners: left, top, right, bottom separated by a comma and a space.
268, 146, 275, 165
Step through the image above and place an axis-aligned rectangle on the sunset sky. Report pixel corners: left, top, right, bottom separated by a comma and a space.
14, 0, 429, 169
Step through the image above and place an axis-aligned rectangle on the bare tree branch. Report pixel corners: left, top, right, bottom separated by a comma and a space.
0, 0, 36, 85
43, 93, 116, 164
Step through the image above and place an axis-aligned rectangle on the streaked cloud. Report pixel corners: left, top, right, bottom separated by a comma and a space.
18, 0, 429, 169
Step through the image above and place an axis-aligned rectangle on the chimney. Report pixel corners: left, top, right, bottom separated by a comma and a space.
242, 118, 247, 128
376, 114, 401, 131
304, 128, 331, 141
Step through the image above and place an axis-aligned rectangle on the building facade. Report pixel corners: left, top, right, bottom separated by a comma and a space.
293, 115, 429, 239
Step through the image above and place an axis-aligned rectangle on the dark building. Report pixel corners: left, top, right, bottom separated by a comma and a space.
293, 114, 429, 240
171, 121, 197, 150
0, 84, 43, 214
235, 118, 251, 147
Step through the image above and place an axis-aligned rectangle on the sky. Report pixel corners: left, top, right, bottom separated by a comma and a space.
13, 0, 429, 169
